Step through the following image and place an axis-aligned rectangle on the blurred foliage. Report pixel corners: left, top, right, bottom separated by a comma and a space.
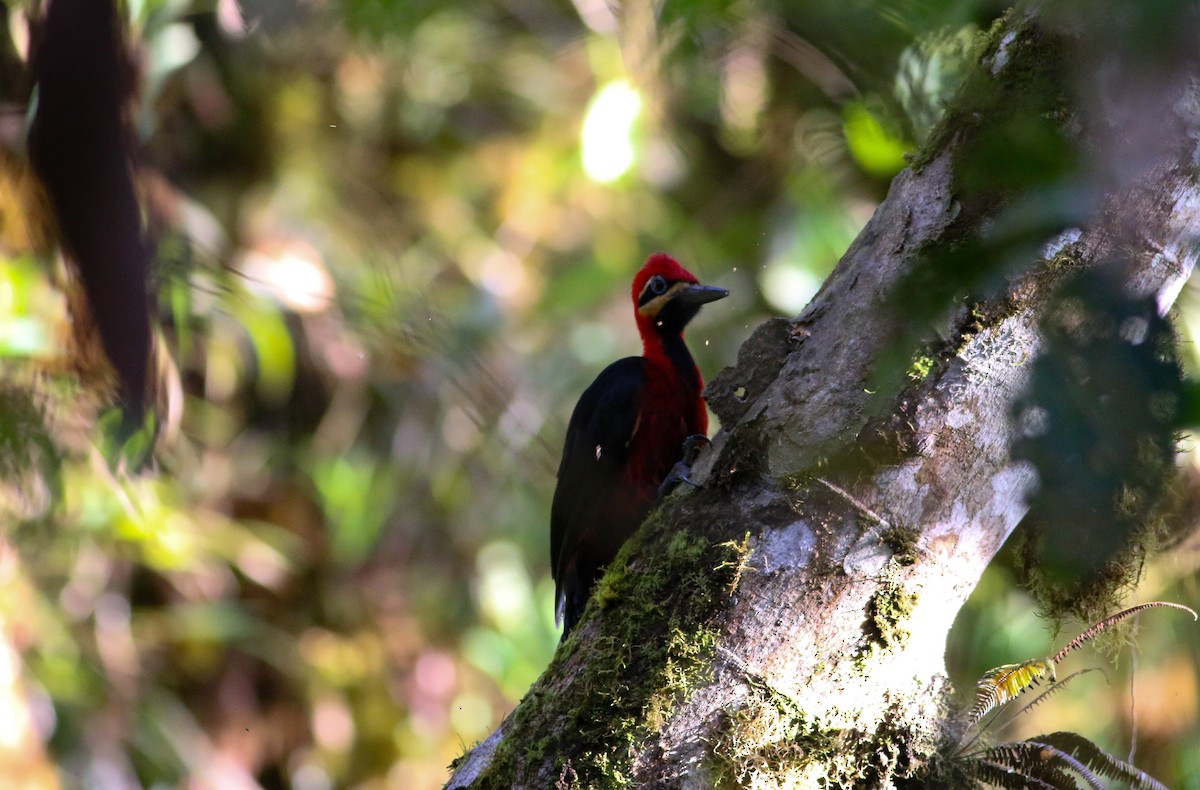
0, 0, 1196, 788
1012, 266, 1183, 594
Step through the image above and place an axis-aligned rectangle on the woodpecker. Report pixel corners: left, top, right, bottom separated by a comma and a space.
550, 253, 728, 638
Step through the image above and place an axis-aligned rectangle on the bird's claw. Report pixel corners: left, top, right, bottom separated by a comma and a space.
680, 434, 711, 464
658, 434, 712, 497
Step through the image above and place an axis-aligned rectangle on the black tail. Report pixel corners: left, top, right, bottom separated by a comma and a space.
558, 566, 587, 641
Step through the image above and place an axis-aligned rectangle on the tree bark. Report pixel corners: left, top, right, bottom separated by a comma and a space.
448, 5, 1200, 788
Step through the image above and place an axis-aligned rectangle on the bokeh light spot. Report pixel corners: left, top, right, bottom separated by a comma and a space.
581, 80, 642, 183
449, 692, 493, 740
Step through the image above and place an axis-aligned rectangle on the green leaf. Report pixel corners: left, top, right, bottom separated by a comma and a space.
843, 101, 911, 178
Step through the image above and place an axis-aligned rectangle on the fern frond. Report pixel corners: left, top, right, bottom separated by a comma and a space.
1033, 731, 1169, 790
980, 740, 1100, 790
966, 759, 1062, 789
1035, 766, 1087, 790
1005, 668, 1104, 726
1035, 766, 1086, 790
1022, 741, 1104, 790
968, 658, 1056, 727
1051, 602, 1197, 664
958, 668, 1105, 756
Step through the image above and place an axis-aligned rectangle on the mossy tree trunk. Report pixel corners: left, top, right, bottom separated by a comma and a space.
449, 4, 1200, 788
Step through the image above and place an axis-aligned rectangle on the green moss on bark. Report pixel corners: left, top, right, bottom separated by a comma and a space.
884, 11, 1079, 379
864, 580, 919, 652
462, 502, 751, 788
709, 675, 937, 788
710, 678, 843, 788
912, 10, 1074, 178
881, 526, 921, 567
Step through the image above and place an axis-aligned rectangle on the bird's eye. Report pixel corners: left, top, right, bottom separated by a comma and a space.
649, 275, 668, 295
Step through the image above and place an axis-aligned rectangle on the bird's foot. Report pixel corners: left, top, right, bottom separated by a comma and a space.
658, 434, 712, 497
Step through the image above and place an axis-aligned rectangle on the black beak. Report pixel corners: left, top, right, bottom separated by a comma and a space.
675, 283, 730, 305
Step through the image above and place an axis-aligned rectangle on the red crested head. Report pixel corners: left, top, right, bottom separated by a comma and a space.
628, 252, 728, 353
631, 253, 698, 306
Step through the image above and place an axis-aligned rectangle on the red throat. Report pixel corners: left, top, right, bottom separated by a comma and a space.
626, 253, 709, 488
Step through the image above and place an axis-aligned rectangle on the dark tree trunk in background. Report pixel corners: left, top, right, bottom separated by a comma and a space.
30, 0, 152, 421
448, 4, 1200, 788
0, 2, 152, 785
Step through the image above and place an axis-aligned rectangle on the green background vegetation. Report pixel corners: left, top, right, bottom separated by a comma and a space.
0, 0, 1197, 787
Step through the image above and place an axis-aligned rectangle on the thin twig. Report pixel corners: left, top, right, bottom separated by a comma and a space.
815, 477, 891, 528
1128, 647, 1138, 764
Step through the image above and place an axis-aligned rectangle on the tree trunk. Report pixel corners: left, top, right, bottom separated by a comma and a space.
448, 5, 1200, 788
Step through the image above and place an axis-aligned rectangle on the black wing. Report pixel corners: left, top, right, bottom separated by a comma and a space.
550, 357, 645, 621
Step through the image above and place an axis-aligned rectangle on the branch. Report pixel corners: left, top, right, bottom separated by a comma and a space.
449, 6, 1200, 787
